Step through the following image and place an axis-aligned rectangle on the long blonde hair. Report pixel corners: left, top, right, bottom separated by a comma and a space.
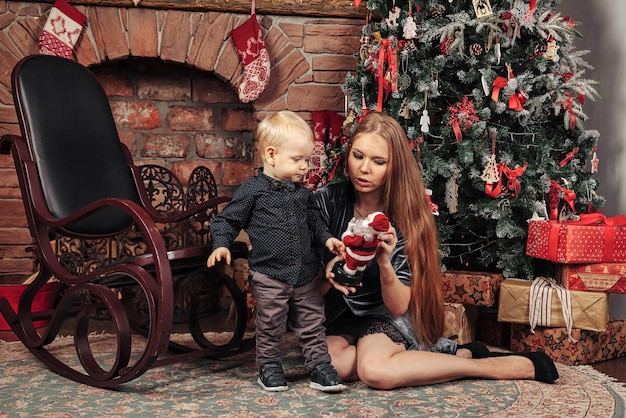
349, 112, 444, 346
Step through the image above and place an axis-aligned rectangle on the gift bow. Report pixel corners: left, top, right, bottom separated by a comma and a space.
558, 94, 576, 130
491, 76, 508, 102
485, 162, 527, 197
548, 180, 576, 217
568, 213, 626, 227
545, 213, 626, 264
529, 276, 576, 342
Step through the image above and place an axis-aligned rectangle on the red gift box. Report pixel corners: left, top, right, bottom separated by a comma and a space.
558, 263, 626, 293
442, 270, 503, 307
526, 214, 626, 263
510, 319, 626, 365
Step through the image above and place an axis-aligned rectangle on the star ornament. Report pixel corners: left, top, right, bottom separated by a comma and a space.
591, 151, 599, 173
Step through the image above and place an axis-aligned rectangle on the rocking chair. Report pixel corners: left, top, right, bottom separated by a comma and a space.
0, 54, 253, 388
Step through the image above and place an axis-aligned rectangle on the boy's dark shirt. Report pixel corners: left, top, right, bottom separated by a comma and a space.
210, 170, 332, 286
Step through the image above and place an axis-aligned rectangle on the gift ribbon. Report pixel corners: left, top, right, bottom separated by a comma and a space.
377, 39, 397, 112
529, 276, 576, 342
502, 162, 527, 196
545, 213, 626, 263
491, 76, 508, 102
559, 146, 579, 167
452, 122, 463, 143
508, 93, 523, 111
568, 213, 626, 227
485, 162, 527, 197
549, 180, 576, 212
558, 94, 576, 130
526, 0, 537, 21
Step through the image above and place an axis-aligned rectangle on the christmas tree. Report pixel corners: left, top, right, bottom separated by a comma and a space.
340, 0, 604, 278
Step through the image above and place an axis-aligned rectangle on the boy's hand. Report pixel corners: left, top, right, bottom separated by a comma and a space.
326, 237, 345, 257
207, 247, 232, 268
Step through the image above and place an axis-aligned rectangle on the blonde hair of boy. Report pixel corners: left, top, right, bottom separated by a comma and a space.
256, 110, 314, 162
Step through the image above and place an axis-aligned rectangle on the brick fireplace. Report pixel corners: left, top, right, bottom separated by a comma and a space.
0, 0, 362, 278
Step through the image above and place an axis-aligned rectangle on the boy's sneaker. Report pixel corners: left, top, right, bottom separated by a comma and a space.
257, 362, 289, 392
309, 362, 346, 393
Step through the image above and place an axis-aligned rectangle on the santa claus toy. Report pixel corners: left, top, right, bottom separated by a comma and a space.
332, 211, 390, 286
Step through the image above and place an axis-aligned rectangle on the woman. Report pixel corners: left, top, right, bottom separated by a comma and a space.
314, 112, 558, 389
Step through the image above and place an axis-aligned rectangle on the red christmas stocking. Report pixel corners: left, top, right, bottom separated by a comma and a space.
229, 3, 270, 103
305, 110, 345, 190
38, 0, 86, 61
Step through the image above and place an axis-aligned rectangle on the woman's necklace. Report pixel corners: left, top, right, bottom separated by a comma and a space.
354, 203, 383, 219
354, 205, 366, 219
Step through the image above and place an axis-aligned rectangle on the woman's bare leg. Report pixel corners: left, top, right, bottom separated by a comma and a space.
355, 334, 536, 389
327, 335, 359, 381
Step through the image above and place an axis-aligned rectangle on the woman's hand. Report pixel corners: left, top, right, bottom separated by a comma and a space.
375, 224, 397, 267
325, 255, 358, 296
375, 224, 410, 316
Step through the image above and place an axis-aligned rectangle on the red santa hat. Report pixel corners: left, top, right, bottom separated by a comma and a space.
365, 212, 390, 232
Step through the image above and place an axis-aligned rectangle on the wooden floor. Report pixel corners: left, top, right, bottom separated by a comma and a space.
591, 356, 626, 383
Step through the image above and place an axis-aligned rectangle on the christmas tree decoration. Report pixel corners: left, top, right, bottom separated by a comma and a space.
447, 96, 480, 142
426, 188, 439, 215
420, 109, 430, 133
229, 1, 270, 103
397, 52, 411, 91
37, 0, 86, 61
473, 0, 493, 18
341, 0, 603, 278
481, 130, 500, 187
403, 0, 419, 39
591, 146, 600, 173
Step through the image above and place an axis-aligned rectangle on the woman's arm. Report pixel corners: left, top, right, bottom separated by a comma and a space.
377, 225, 411, 317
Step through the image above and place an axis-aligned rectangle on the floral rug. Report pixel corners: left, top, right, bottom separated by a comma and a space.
0, 333, 625, 417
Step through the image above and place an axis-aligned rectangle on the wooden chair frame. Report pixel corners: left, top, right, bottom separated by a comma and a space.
0, 54, 253, 388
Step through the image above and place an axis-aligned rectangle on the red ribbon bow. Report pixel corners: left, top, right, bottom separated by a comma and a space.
558, 94, 576, 130
491, 76, 508, 102
485, 162, 527, 197
548, 180, 576, 220
377, 39, 398, 112
502, 162, 528, 196
559, 146, 579, 167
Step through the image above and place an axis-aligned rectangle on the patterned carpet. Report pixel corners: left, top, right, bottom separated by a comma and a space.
0, 333, 625, 417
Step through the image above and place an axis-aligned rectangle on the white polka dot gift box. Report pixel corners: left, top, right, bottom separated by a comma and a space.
526, 214, 626, 263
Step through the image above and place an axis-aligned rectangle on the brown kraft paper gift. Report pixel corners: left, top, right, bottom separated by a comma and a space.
497, 278, 609, 332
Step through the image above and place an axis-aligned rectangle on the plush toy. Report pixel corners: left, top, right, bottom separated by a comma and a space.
332, 211, 390, 286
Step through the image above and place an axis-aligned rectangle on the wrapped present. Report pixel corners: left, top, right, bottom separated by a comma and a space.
443, 302, 477, 344
510, 319, 626, 365
526, 215, 626, 263
558, 263, 626, 294
497, 278, 609, 333
442, 270, 503, 307
475, 308, 510, 350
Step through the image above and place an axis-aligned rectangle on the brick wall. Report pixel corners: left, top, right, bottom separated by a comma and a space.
0, 1, 362, 279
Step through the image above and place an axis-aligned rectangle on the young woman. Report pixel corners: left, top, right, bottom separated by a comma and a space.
314, 112, 558, 389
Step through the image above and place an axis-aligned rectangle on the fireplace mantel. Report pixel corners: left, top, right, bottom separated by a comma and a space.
24, 0, 369, 18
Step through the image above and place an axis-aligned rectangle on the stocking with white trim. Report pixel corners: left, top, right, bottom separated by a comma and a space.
229, 1, 270, 103
38, 0, 86, 61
